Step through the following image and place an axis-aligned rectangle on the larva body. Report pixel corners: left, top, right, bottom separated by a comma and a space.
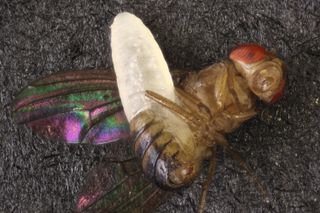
111, 12, 204, 188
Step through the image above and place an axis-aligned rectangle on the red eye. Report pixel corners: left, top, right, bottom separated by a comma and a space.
229, 44, 266, 64
270, 79, 286, 103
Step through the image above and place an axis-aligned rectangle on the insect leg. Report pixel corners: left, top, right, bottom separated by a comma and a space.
215, 136, 270, 202
145, 90, 200, 128
198, 145, 217, 213
175, 87, 212, 121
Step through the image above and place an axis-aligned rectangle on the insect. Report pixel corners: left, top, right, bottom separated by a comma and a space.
12, 12, 285, 212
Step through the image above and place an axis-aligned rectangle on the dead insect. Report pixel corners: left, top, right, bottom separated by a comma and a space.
12, 12, 285, 212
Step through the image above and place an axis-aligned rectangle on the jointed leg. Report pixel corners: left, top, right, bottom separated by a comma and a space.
175, 87, 211, 121
145, 90, 200, 129
198, 146, 217, 213
215, 136, 269, 202
225, 146, 269, 202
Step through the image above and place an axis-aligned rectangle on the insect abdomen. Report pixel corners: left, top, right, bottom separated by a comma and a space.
131, 110, 200, 189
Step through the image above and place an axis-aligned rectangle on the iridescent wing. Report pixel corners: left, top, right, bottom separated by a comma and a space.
12, 68, 186, 211
12, 70, 130, 144
76, 156, 169, 212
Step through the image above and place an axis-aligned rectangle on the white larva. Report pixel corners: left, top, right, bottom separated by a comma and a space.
111, 12, 194, 151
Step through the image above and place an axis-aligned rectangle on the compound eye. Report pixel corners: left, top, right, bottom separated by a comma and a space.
229, 43, 266, 64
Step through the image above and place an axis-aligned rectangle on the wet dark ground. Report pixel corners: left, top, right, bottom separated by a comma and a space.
0, 0, 319, 212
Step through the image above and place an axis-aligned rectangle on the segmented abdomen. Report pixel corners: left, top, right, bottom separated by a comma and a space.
130, 110, 200, 189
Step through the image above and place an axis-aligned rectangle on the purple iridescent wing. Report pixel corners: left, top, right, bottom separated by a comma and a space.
76, 157, 169, 212
12, 70, 130, 144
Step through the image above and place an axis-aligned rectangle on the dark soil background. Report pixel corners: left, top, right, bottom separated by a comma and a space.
1, 0, 319, 212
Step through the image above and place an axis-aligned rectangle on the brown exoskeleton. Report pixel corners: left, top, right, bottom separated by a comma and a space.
130, 44, 285, 212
